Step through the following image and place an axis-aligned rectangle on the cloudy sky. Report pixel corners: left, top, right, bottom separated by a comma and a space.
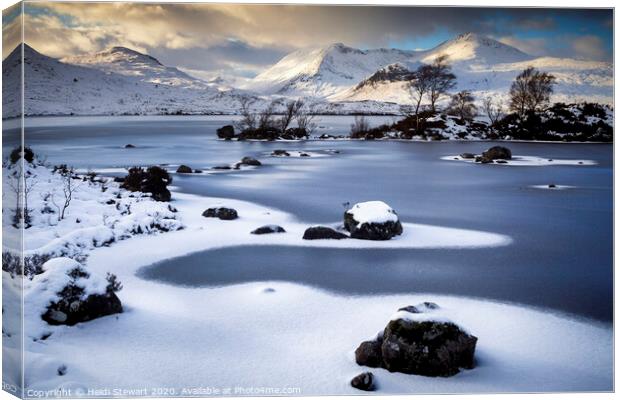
2, 3, 613, 82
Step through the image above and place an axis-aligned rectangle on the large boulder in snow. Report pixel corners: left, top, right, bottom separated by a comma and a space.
202, 207, 238, 220
481, 146, 512, 161
355, 306, 477, 377
344, 201, 403, 240
303, 226, 348, 240
33, 258, 123, 326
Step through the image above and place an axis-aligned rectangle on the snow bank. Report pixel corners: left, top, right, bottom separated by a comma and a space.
21, 280, 612, 394
442, 154, 597, 166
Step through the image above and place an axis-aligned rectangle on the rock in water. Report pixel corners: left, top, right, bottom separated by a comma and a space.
355, 309, 477, 377
302, 226, 348, 240
251, 225, 286, 234
350, 372, 375, 391
176, 165, 193, 173
202, 207, 238, 220
216, 125, 235, 140
272, 150, 290, 157
459, 152, 475, 159
344, 201, 403, 240
124, 144, 136, 148
482, 146, 512, 160
240, 156, 262, 166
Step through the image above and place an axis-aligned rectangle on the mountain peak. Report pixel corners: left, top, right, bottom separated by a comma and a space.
424, 32, 531, 63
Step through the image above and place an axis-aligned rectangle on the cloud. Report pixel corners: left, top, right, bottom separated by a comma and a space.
572, 35, 608, 61
497, 36, 550, 57
10, 3, 612, 78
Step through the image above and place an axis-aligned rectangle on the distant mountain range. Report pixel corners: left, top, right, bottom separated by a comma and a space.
2, 33, 613, 117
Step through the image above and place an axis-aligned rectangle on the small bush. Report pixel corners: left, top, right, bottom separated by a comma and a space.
9, 146, 34, 164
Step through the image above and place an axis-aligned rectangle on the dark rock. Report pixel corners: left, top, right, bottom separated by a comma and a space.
475, 156, 493, 164
354, 340, 383, 368
356, 315, 477, 377
216, 125, 235, 140
212, 165, 232, 170
299, 152, 310, 157
302, 226, 348, 240
240, 156, 262, 166
272, 149, 290, 157
548, 184, 556, 188
113, 177, 125, 183
105, 199, 116, 205
398, 305, 421, 313
482, 146, 512, 160
176, 165, 193, 173
262, 287, 276, 293
251, 225, 286, 235
202, 207, 238, 220
495, 160, 508, 164
420, 301, 440, 310
124, 144, 136, 149
350, 372, 375, 391
343, 204, 402, 241
459, 152, 475, 159
194, 169, 203, 173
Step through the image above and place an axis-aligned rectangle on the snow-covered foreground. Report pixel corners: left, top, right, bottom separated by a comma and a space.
442, 154, 597, 166
21, 280, 612, 394
8, 183, 612, 395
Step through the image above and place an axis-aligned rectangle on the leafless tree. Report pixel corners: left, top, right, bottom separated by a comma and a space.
277, 99, 304, 133
235, 96, 257, 132
483, 96, 504, 126
23, 170, 37, 227
428, 54, 457, 112
448, 90, 477, 121
51, 167, 80, 221
350, 116, 370, 136
258, 100, 277, 130
509, 67, 556, 118
295, 104, 318, 135
408, 64, 434, 130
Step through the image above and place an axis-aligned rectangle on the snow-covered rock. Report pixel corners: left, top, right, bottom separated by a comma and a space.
355, 306, 478, 377
344, 201, 403, 240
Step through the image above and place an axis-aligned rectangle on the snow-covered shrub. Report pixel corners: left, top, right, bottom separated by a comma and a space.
9, 146, 34, 164
28, 257, 123, 326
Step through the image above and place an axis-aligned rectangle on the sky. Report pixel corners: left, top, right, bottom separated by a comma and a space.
2, 3, 614, 82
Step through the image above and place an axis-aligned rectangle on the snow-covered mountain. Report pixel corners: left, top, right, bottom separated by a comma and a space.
251, 33, 613, 107
249, 43, 417, 98
2, 44, 254, 117
2, 32, 613, 118
61, 47, 205, 89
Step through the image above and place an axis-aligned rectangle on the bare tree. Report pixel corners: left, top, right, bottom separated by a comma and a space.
235, 96, 257, 132
23, 170, 37, 228
295, 104, 318, 135
448, 90, 477, 121
258, 100, 277, 130
277, 99, 304, 133
408, 65, 434, 130
51, 167, 80, 221
428, 54, 457, 112
509, 67, 556, 118
350, 115, 370, 137
483, 96, 504, 126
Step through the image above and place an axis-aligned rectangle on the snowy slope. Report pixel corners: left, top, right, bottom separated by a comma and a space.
61, 47, 206, 89
2, 45, 256, 117
249, 43, 417, 98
